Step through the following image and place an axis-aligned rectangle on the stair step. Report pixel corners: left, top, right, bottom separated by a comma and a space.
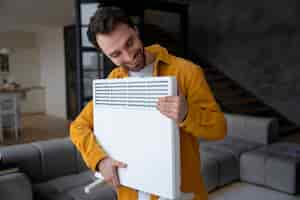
208, 78, 234, 85
204, 67, 219, 73
226, 106, 271, 115
210, 81, 237, 89
194, 58, 298, 137
280, 130, 300, 142
214, 89, 248, 98
221, 98, 258, 106
206, 74, 228, 82
148, 29, 297, 137
279, 124, 300, 135
204, 69, 222, 76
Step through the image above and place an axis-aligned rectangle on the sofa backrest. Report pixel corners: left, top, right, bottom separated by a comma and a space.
225, 113, 279, 145
0, 172, 33, 200
0, 138, 88, 183
0, 143, 42, 182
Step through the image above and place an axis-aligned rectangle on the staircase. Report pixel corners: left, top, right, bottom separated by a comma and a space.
143, 23, 299, 137
198, 61, 300, 137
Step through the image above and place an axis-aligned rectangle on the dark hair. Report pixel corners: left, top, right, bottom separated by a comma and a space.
87, 6, 135, 49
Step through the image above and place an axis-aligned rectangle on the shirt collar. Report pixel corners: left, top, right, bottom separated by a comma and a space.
145, 44, 171, 65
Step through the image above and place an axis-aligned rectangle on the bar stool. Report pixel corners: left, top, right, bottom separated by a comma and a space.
0, 93, 20, 141
0, 105, 3, 143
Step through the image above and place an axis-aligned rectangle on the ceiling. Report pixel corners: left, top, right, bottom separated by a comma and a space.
0, 0, 75, 32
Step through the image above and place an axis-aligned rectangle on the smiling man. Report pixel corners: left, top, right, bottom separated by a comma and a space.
70, 6, 227, 200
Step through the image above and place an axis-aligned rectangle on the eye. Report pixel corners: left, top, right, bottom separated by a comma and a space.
126, 37, 133, 48
110, 51, 121, 58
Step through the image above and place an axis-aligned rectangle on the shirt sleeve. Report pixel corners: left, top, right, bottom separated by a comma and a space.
179, 65, 227, 140
69, 101, 108, 171
69, 68, 123, 171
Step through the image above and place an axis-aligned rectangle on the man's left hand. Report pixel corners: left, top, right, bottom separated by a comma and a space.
157, 91, 188, 123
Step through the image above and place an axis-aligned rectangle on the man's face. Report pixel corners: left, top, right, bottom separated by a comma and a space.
96, 23, 145, 72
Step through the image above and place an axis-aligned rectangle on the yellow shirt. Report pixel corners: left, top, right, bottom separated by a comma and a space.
70, 44, 227, 200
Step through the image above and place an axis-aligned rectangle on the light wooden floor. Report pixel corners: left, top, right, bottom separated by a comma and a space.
1, 113, 71, 145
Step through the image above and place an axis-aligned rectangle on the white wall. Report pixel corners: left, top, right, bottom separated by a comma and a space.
38, 28, 67, 119
9, 48, 46, 113
0, 31, 45, 114
0, 31, 36, 49
0, 28, 68, 118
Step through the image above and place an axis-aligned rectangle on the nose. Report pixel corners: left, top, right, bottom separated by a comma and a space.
123, 50, 134, 62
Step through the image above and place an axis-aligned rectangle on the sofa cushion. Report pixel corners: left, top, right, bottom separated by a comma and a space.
200, 146, 239, 187
0, 172, 33, 200
225, 113, 279, 145
0, 143, 42, 182
66, 184, 117, 200
34, 170, 94, 194
32, 138, 79, 182
34, 170, 116, 200
76, 149, 88, 172
201, 137, 260, 159
240, 142, 300, 194
200, 153, 219, 192
240, 148, 267, 186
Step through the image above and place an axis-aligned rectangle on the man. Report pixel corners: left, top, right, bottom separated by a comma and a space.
70, 6, 227, 200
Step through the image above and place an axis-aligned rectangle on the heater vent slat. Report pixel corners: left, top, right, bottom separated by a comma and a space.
93, 77, 176, 109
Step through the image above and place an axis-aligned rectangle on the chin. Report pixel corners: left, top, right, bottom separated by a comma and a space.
126, 62, 144, 72
130, 66, 144, 72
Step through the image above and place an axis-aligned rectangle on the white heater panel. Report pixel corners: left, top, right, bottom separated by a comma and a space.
93, 77, 180, 199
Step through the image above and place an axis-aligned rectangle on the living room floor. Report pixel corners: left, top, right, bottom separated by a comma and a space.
1, 113, 70, 145
209, 182, 300, 200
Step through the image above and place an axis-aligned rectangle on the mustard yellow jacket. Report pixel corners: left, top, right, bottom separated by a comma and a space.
70, 44, 227, 200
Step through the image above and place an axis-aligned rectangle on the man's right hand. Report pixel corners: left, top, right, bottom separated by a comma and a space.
97, 157, 127, 188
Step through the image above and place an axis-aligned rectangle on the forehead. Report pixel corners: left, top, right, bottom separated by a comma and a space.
95, 23, 135, 54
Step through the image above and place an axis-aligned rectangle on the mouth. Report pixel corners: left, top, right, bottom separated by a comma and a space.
125, 49, 145, 71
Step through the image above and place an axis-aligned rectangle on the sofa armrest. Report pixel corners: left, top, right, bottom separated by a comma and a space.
0, 172, 33, 200
225, 113, 279, 145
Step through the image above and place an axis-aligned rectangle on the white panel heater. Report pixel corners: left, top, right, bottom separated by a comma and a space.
93, 76, 180, 199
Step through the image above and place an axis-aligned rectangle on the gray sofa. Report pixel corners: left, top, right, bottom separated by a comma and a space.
0, 113, 299, 200
0, 138, 116, 200
201, 113, 300, 198
200, 113, 279, 191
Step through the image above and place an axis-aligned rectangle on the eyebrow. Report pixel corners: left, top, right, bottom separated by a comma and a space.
126, 36, 133, 46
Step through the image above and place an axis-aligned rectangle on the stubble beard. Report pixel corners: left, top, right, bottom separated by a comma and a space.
124, 46, 146, 72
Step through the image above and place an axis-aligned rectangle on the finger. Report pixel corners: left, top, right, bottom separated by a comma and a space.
105, 176, 114, 186
112, 176, 119, 187
157, 104, 172, 115
112, 170, 120, 187
157, 98, 178, 106
112, 160, 127, 168
157, 105, 178, 120
107, 179, 115, 188
162, 110, 177, 120
159, 96, 176, 103
157, 101, 179, 113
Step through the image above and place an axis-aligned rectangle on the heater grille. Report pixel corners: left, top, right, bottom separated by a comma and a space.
94, 78, 171, 108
